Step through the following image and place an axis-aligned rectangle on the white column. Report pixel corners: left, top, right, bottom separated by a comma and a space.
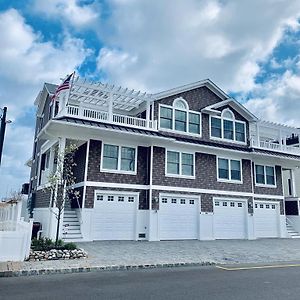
256, 122, 260, 147
290, 169, 297, 197
108, 94, 113, 122
279, 129, 283, 150
146, 101, 150, 128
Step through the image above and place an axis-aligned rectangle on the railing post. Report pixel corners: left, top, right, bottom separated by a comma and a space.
146, 101, 150, 129
108, 94, 113, 122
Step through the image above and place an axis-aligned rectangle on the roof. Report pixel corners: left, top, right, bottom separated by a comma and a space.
154, 79, 229, 101
201, 98, 258, 122
56, 116, 300, 160
57, 117, 166, 137
44, 83, 57, 95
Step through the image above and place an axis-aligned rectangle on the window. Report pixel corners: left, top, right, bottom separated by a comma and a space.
102, 144, 136, 173
210, 109, 246, 143
266, 204, 270, 209
118, 196, 124, 202
108, 196, 114, 202
160, 107, 172, 129
230, 202, 235, 207
260, 204, 264, 208
162, 198, 168, 203
128, 196, 134, 202
255, 165, 276, 186
180, 199, 186, 204
223, 202, 227, 206
272, 204, 276, 209
171, 198, 177, 204
218, 158, 242, 182
159, 98, 201, 135
166, 150, 194, 177
215, 201, 220, 206
238, 203, 243, 207
97, 195, 103, 201
189, 200, 195, 205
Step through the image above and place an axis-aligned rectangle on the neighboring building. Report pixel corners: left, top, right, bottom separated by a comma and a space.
27, 77, 300, 242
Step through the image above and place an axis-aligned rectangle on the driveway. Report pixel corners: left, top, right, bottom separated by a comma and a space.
2, 239, 300, 276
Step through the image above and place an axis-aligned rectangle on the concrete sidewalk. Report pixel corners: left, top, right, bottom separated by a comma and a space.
2, 239, 300, 277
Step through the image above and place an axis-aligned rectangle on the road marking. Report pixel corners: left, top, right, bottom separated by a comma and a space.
216, 264, 300, 271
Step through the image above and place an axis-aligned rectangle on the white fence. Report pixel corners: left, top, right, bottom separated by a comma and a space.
0, 200, 33, 261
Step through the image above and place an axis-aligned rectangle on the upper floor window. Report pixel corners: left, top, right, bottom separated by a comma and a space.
159, 98, 201, 135
102, 143, 136, 174
210, 109, 246, 143
255, 165, 276, 186
217, 157, 242, 182
166, 150, 195, 177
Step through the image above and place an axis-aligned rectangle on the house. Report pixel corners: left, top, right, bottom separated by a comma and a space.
27, 77, 300, 242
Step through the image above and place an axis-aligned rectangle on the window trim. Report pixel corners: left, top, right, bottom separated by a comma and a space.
100, 142, 138, 175
209, 110, 247, 144
217, 157, 243, 184
165, 149, 196, 179
158, 101, 202, 137
254, 164, 277, 188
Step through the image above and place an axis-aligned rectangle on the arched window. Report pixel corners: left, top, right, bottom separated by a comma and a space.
159, 98, 201, 135
210, 108, 246, 143
174, 98, 188, 110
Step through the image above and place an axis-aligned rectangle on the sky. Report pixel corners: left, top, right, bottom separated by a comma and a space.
0, 0, 300, 199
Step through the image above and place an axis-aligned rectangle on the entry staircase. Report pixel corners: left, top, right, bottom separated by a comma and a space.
62, 209, 83, 242
286, 218, 300, 238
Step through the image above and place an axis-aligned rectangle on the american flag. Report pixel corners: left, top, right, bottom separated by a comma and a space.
51, 73, 74, 101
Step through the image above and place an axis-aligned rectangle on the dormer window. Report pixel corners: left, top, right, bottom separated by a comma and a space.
159, 98, 201, 135
210, 108, 246, 143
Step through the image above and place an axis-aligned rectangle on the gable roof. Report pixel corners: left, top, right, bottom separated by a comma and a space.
154, 79, 229, 101
201, 98, 258, 122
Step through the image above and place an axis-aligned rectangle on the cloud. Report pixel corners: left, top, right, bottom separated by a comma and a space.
32, 0, 100, 28
0, 8, 91, 198
96, 0, 300, 93
244, 70, 300, 126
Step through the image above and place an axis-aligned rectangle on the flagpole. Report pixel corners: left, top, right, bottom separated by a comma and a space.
66, 71, 76, 105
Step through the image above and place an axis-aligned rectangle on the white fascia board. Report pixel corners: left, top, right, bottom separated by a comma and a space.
154, 79, 229, 101
73, 181, 284, 199
202, 98, 258, 122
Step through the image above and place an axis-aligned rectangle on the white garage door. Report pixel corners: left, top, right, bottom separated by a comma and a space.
254, 201, 279, 238
159, 196, 199, 240
92, 193, 137, 240
214, 200, 247, 239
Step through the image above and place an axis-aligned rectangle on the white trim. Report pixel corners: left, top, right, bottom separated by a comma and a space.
100, 142, 138, 175
165, 148, 195, 179
254, 164, 277, 188
158, 103, 202, 137
86, 181, 149, 189
154, 79, 229, 101
253, 199, 281, 204
71, 181, 284, 199
217, 156, 243, 184
149, 145, 153, 211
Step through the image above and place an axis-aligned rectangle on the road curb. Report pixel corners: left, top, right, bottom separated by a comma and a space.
0, 261, 215, 277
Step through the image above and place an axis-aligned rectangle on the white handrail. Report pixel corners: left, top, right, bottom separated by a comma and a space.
64, 104, 156, 130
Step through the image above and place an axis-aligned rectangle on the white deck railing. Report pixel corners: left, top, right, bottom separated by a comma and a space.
64, 105, 156, 130
251, 138, 300, 155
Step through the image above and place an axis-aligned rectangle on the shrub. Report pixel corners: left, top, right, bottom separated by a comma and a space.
31, 237, 77, 251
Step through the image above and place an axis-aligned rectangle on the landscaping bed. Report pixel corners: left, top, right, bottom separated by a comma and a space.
27, 238, 87, 261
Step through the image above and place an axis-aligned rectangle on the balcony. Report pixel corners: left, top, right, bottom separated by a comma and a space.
250, 138, 300, 155
63, 105, 157, 131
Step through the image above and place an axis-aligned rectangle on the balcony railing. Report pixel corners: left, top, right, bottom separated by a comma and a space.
250, 138, 300, 155
64, 105, 157, 130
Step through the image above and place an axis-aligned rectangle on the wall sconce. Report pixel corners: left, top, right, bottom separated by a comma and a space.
153, 196, 159, 212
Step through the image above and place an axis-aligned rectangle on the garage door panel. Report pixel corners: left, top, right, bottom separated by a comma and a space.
92, 193, 137, 241
159, 196, 199, 240
254, 202, 279, 238
214, 200, 247, 239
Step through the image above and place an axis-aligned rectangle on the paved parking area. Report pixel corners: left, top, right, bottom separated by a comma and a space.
2, 239, 300, 275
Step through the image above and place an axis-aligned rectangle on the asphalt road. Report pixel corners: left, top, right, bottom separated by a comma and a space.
1, 264, 300, 300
